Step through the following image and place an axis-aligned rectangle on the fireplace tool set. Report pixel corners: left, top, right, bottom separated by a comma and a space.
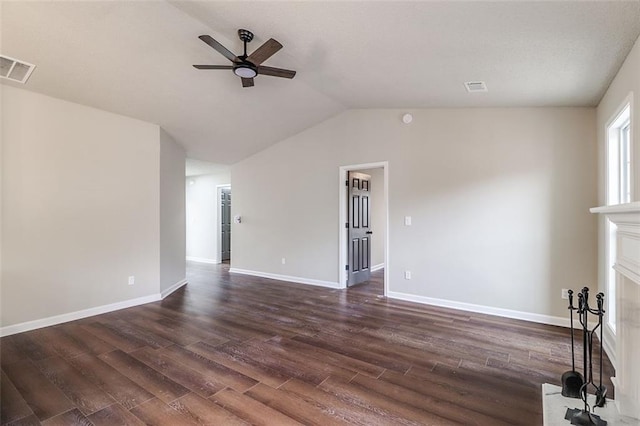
561, 287, 608, 426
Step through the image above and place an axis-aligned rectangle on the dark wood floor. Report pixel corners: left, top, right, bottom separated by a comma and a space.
1, 263, 614, 425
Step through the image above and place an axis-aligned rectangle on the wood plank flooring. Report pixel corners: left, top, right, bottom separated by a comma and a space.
1, 262, 615, 425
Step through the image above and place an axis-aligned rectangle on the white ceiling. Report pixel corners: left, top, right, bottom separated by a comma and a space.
2, 1, 640, 164
185, 158, 230, 177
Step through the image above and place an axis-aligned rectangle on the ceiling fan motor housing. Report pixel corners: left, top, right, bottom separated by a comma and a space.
237, 29, 254, 43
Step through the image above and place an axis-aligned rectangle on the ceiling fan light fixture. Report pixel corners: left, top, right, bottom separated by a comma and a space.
194, 30, 295, 87
233, 65, 257, 78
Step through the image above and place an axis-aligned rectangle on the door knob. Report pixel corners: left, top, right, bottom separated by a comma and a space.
366, 231, 373, 234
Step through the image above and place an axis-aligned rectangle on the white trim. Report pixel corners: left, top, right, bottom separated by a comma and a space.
387, 291, 570, 327
371, 263, 385, 272
186, 256, 219, 264
339, 161, 389, 295
161, 279, 188, 299
229, 268, 342, 289
0, 294, 161, 337
602, 95, 634, 342
614, 262, 640, 285
601, 324, 617, 369
605, 93, 634, 133
590, 202, 640, 217
605, 96, 634, 205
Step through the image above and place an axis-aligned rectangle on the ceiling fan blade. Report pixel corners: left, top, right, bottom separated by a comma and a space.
241, 77, 255, 88
193, 65, 234, 70
198, 35, 237, 62
247, 38, 282, 65
258, 65, 296, 79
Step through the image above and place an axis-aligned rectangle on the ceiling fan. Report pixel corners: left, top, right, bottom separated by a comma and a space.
193, 29, 296, 88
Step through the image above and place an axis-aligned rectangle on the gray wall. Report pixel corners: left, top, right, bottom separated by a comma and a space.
160, 129, 186, 293
232, 107, 597, 319
1, 86, 185, 328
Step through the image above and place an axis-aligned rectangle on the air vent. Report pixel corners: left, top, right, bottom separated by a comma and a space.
464, 81, 488, 93
0, 55, 36, 84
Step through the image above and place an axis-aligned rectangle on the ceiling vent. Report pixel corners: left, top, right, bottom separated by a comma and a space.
0, 55, 36, 84
464, 81, 488, 93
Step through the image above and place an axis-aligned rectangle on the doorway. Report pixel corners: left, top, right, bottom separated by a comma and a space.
339, 162, 389, 295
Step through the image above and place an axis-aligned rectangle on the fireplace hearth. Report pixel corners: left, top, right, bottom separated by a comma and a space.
543, 384, 638, 426
543, 203, 640, 426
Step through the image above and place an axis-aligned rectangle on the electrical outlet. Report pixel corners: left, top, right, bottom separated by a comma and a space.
404, 270, 412, 280
281, 257, 286, 265
561, 288, 569, 299
128, 276, 135, 286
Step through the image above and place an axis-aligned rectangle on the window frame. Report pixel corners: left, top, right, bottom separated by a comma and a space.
604, 95, 633, 334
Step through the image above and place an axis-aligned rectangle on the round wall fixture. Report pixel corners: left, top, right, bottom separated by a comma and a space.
402, 113, 413, 124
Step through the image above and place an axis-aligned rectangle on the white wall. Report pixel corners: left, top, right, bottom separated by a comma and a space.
186, 171, 230, 263
1, 86, 186, 330
232, 107, 597, 320
160, 129, 186, 293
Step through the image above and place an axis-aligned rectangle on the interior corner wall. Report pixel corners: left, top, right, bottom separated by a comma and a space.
232, 107, 597, 319
160, 129, 186, 293
1, 86, 161, 328
185, 171, 231, 263
597, 34, 640, 205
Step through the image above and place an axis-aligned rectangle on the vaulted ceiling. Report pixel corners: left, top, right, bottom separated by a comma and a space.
2, 1, 640, 164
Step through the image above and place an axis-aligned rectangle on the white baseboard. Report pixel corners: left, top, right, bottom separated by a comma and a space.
1, 277, 187, 337
371, 263, 385, 272
161, 279, 188, 299
229, 268, 343, 289
0, 293, 161, 337
186, 256, 219, 264
387, 291, 570, 328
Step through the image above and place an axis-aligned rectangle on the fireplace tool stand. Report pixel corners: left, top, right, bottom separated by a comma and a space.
563, 287, 608, 426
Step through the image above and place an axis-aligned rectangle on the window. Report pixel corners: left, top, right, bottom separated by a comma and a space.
620, 121, 631, 203
608, 104, 632, 206
605, 101, 632, 333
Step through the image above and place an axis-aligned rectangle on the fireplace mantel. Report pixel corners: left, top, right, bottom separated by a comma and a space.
591, 202, 640, 215
590, 202, 640, 420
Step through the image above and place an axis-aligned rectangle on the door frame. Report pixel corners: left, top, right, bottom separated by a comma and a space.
216, 184, 231, 263
338, 161, 389, 295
